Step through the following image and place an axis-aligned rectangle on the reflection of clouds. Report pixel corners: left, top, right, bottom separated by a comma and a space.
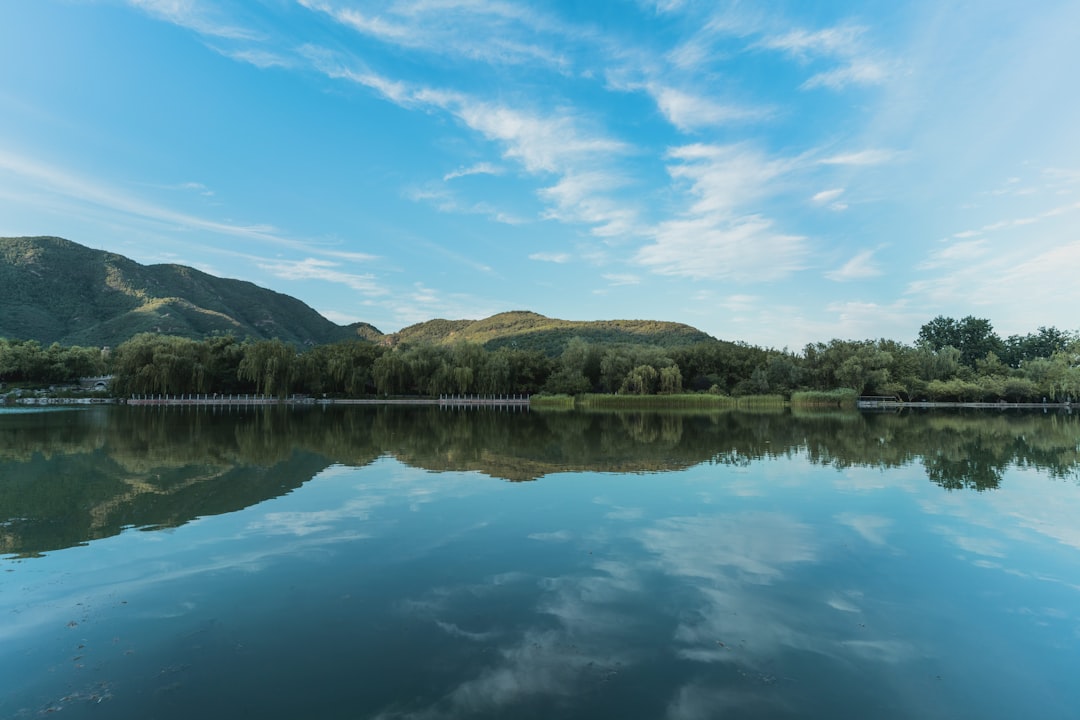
836, 513, 893, 545
435, 620, 498, 642
827, 591, 863, 613
382, 558, 640, 719
642, 513, 816, 583
642, 513, 823, 675
605, 506, 644, 521
528, 530, 572, 542
446, 629, 605, 711
934, 525, 1007, 558
666, 682, 781, 720
246, 497, 383, 536
839, 639, 915, 663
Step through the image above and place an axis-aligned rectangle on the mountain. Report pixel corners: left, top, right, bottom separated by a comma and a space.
387, 310, 714, 355
0, 236, 359, 347
1, 236, 716, 352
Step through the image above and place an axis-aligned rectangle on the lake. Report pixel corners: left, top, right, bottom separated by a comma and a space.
2, 405, 1079, 719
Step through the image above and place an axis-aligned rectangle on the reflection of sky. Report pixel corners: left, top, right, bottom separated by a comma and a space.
3, 453, 1080, 719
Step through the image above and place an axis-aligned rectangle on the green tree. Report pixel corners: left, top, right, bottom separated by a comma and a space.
238, 339, 297, 398
620, 364, 659, 394
917, 316, 1002, 368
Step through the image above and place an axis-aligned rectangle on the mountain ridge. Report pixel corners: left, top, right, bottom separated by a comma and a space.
1, 236, 715, 353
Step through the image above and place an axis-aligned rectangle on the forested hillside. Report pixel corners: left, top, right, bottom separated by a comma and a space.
387, 311, 713, 354
0, 236, 357, 347
1, 237, 717, 355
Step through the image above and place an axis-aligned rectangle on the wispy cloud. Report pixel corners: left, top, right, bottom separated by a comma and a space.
638, 215, 805, 281
803, 61, 887, 90
378, 281, 498, 326
257, 258, 387, 295
819, 149, 896, 166
918, 239, 988, 270
811, 187, 848, 211
756, 25, 867, 60
811, 188, 844, 204
219, 48, 294, 69
649, 85, 770, 132
825, 248, 883, 282
127, 0, 261, 41
308, 48, 636, 237
529, 252, 571, 263
538, 172, 638, 237
602, 273, 640, 286
756, 23, 891, 91
443, 162, 503, 181
635, 143, 807, 281
0, 146, 307, 249
298, 0, 576, 72
406, 183, 526, 225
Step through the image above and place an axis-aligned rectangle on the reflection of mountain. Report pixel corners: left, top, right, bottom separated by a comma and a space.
2, 406, 1078, 558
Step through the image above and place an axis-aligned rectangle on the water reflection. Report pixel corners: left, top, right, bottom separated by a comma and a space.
1, 406, 1079, 557
3, 407, 1080, 719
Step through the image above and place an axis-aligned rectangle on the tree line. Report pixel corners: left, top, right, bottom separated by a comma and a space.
2, 315, 1078, 402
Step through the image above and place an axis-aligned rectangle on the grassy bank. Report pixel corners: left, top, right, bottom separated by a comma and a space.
790, 389, 858, 408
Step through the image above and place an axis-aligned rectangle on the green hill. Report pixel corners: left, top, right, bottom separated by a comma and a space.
0, 236, 361, 347
389, 310, 714, 355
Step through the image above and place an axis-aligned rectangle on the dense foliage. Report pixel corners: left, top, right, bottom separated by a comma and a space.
5, 314, 1076, 404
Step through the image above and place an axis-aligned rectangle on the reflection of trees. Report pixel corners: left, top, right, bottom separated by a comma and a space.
2, 406, 1079, 558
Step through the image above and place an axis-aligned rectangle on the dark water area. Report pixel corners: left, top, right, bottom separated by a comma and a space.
2, 405, 1079, 719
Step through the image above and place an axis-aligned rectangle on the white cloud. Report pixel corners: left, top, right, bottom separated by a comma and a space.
538, 172, 638, 237
803, 61, 887, 90
807, 300, 921, 345
443, 162, 503, 181
323, 249, 380, 263
257, 258, 387, 295
825, 249, 883, 282
719, 294, 760, 312
406, 183, 526, 225
319, 308, 364, 325
310, 54, 635, 238
635, 143, 807, 281
811, 188, 845, 205
602, 273, 640, 286
918, 239, 988, 270
377, 282, 498, 327
756, 25, 867, 60
298, 0, 574, 72
638, 215, 805, 281
529, 252, 571, 263
819, 149, 896, 166
127, 0, 260, 40
756, 23, 891, 91
453, 101, 628, 175
220, 48, 293, 69
668, 143, 795, 215
0, 147, 309, 249
650, 85, 769, 132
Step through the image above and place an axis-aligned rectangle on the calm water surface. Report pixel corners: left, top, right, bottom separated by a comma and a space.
2, 405, 1079, 719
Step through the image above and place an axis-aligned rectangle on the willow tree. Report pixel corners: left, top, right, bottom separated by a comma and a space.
237, 339, 297, 398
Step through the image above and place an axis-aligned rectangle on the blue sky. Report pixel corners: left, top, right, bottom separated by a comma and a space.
1, 1, 1078, 348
